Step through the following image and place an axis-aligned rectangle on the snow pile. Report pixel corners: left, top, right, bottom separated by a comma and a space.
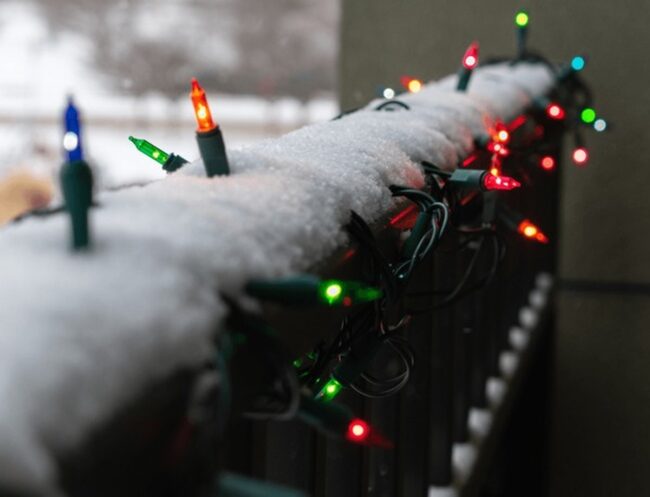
0, 63, 554, 496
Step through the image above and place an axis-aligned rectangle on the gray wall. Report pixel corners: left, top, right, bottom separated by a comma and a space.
339, 1, 650, 495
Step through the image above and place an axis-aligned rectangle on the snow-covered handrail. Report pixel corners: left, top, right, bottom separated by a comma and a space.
0, 63, 554, 495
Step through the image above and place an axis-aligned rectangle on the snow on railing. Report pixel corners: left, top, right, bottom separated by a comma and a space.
0, 63, 554, 495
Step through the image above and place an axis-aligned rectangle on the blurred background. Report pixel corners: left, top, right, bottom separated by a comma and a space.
338, 1, 649, 496
1, 0, 648, 495
0, 0, 339, 187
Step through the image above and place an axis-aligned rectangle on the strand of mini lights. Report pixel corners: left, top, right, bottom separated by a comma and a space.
8, 8, 603, 470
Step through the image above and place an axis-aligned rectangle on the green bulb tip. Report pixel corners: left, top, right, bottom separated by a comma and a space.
581, 108, 596, 124
515, 11, 529, 27
320, 281, 344, 305
318, 378, 342, 401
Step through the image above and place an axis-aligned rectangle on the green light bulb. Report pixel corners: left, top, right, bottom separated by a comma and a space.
515, 10, 529, 27
317, 378, 343, 401
580, 108, 596, 124
319, 281, 344, 305
318, 280, 382, 306
128, 136, 170, 166
354, 287, 383, 302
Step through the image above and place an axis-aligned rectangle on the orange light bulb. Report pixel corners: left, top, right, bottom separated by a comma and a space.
408, 79, 422, 93
518, 220, 549, 244
190, 78, 217, 132
400, 76, 423, 93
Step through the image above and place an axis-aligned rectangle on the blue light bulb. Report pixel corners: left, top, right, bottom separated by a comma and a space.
63, 97, 83, 162
571, 56, 586, 72
593, 118, 608, 132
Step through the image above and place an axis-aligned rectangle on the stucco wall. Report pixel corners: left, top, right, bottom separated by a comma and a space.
339, 1, 650, 495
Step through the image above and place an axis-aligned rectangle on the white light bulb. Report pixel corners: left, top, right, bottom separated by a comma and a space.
63, 132, 79, 151
594, 119, 607, 132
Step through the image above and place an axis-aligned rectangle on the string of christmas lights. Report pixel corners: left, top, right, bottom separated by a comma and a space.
0, 8, 607, 495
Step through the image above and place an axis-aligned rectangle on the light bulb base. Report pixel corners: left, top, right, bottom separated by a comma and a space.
449, 169, 484, 189
246, 275, 320, 306
60, 160, 93, 250
196, 126, 229, 177
516, 26, 528, 59
457, 68, 472, 92
162, 153, 189, 173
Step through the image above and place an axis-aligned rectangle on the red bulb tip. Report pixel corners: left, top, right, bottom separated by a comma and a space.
493, 122, 510, 143
462, 155, 478, 168
190, 78, 202, 94
540, 156, 556, 170
483, 173, 521, 191
462, 42, 480, 70
572, 147, 588, 166
347, 419, 370, 443
487, 141, 509, 156
546, 103, 566, 120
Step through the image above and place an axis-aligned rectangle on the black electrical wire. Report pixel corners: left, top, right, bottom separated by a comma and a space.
331, 107, 361, 120
348, 335, 414, 398
347, 210, 398, 299
404, 228, 505, 314
223, 298, 302, 422
374, 99, 411, 111
390, 184, 450, 282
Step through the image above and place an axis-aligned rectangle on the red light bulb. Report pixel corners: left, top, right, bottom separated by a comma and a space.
462, 42, 479, 70
546, 103, 566, 120
540, 156, 556, 171
518, 220, 549, 244
483, 173, 521, 191
509, 114, 527, 131
347, 419, 370, 443
190, 78, 217, 132
572, 147, 588, 166
400, 76, 423, 93
493, 123, 510, 143
462, 155, 478, 168
487, 141, 509, 157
